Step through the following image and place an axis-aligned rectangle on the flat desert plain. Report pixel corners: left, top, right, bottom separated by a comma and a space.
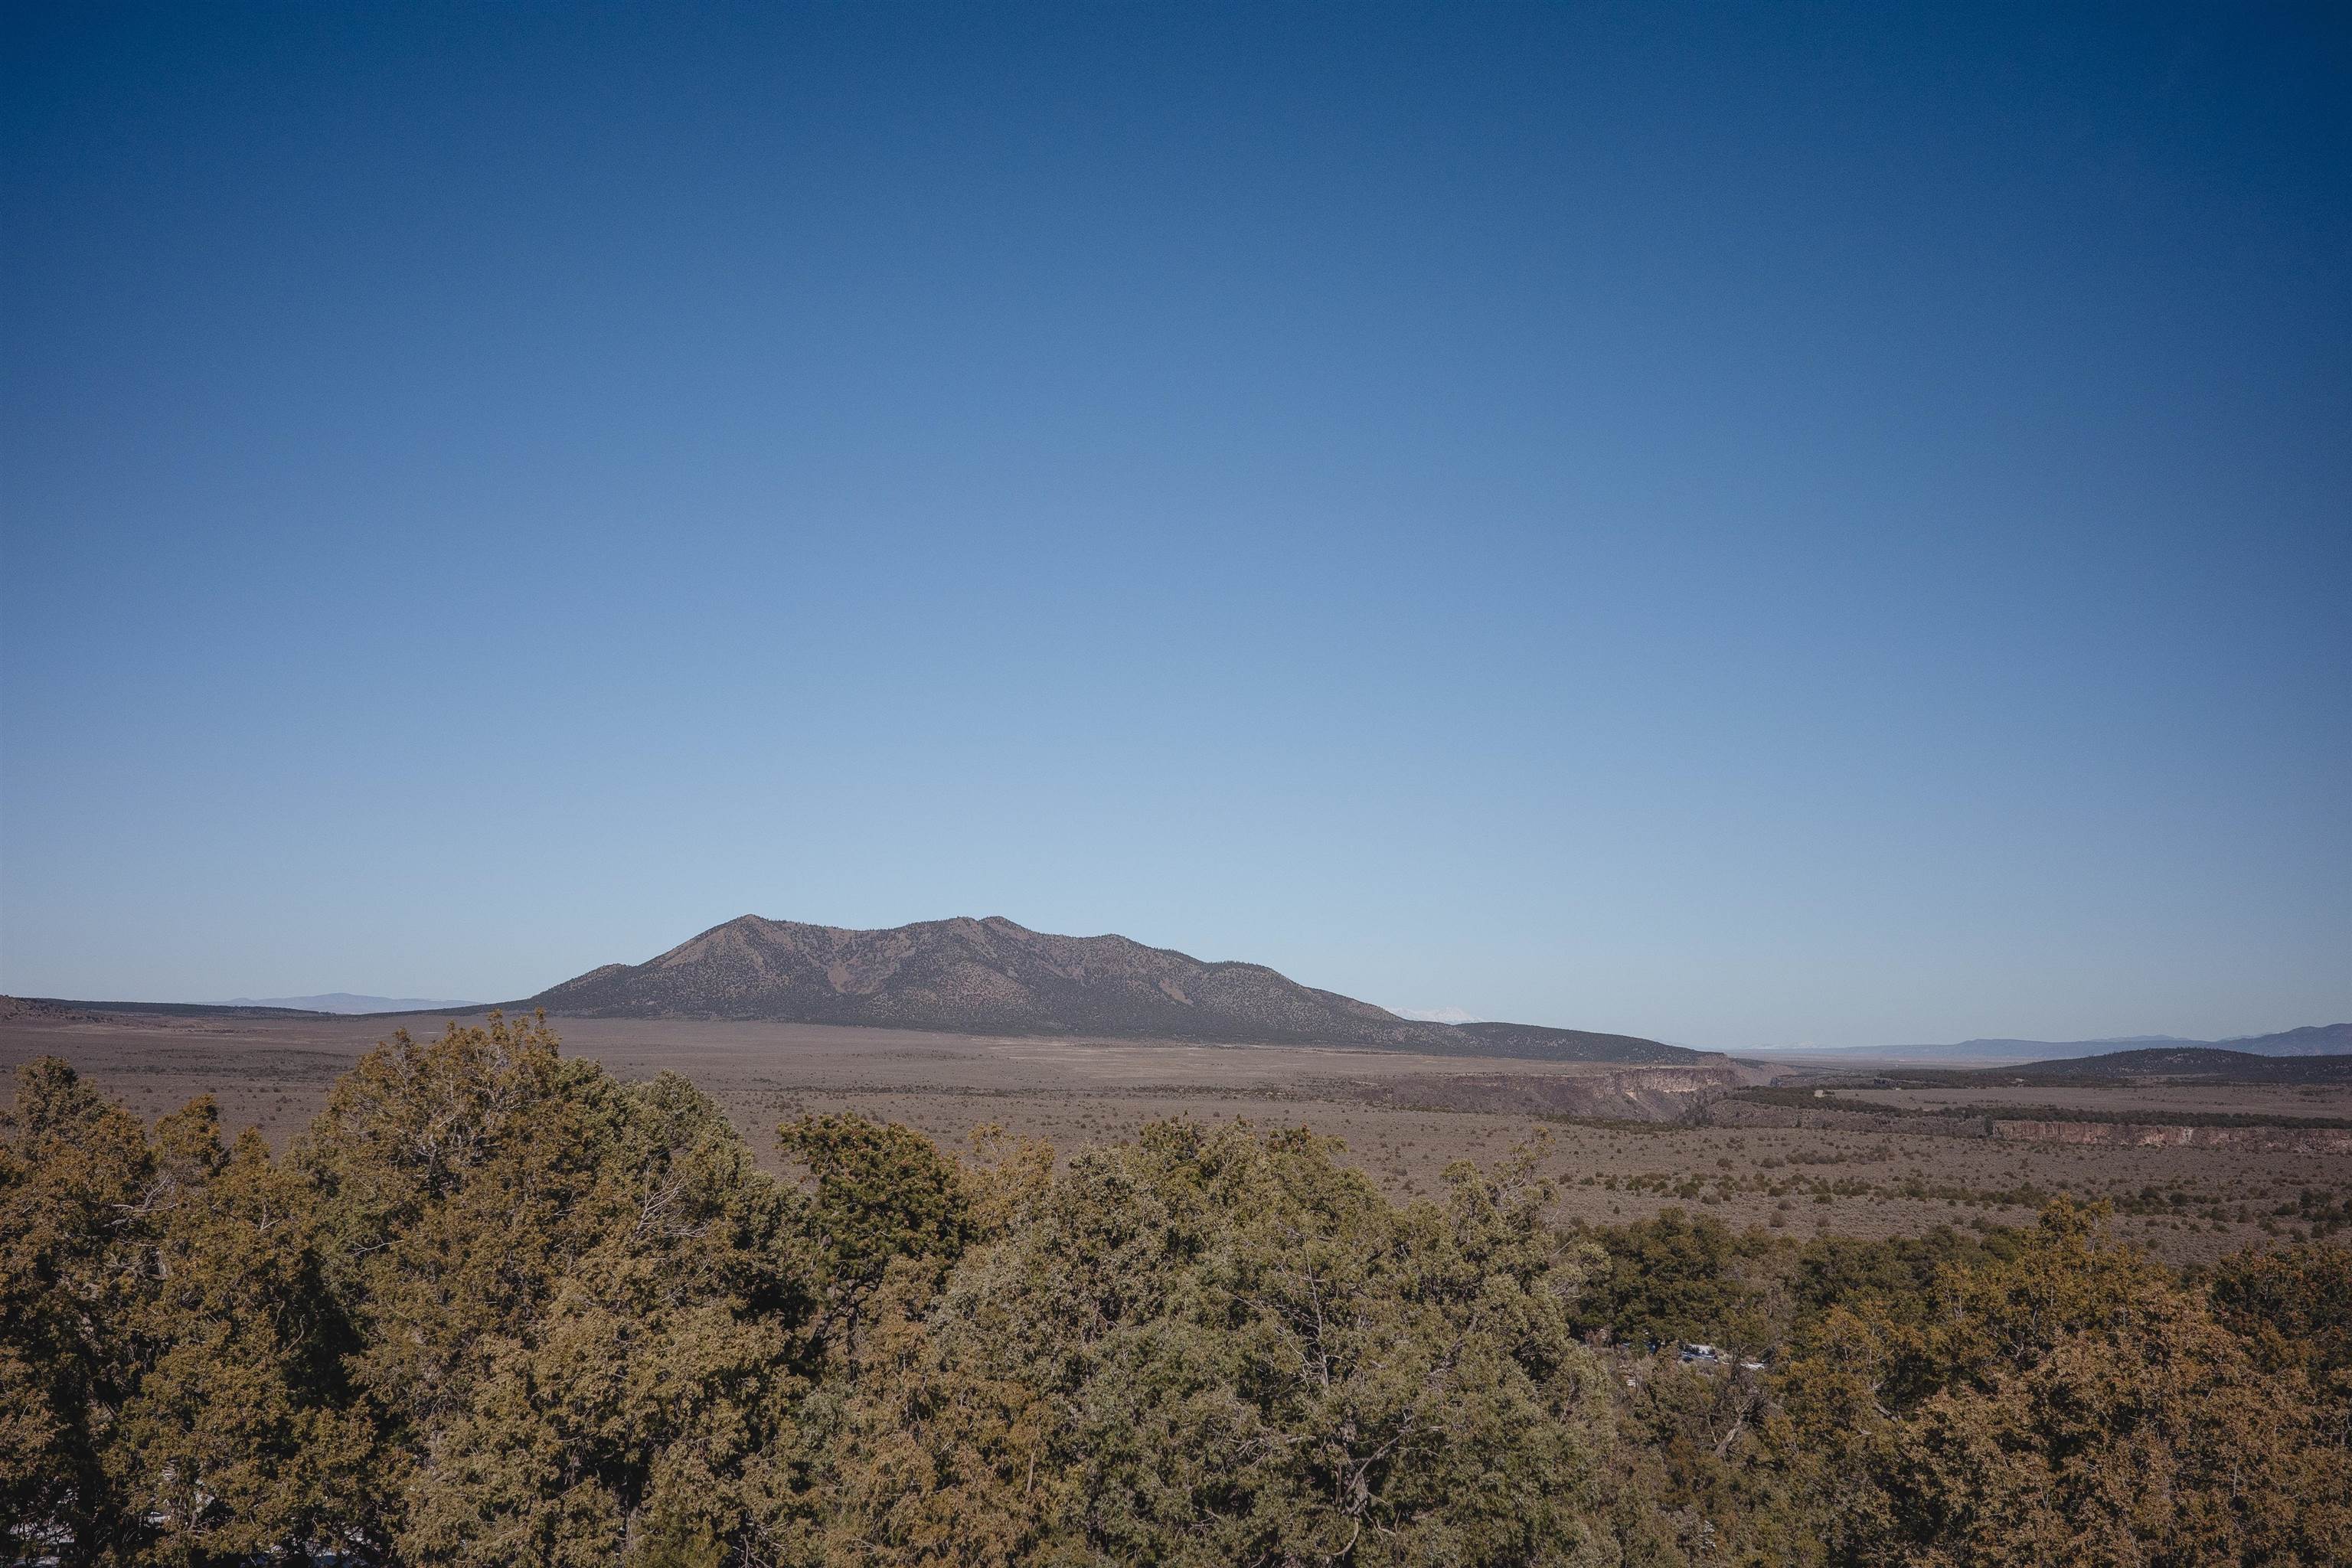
5, 1004, 2346, 1265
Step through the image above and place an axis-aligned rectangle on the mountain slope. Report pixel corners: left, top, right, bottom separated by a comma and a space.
522, 914, 1709, 1063
1449, 1021, 1704, 1066
2221, 1023, 2352, 1057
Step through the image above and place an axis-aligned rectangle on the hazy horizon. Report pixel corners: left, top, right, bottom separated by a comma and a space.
5, 5, 2347, 1047
11, 903, 2341, 1057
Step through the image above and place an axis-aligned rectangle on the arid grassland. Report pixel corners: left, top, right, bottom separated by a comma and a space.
7, 1003, 2344, 1265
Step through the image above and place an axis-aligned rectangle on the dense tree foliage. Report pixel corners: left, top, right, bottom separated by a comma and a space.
1772, 1200, 2350, 1565
2203, 1240, 2352, 1426
830, 1122, 1615, 1567
3, 1021, 2347, 1565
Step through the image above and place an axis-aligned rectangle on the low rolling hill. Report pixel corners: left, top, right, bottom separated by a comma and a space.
1764, 1023, 2352, 1065
2002, 1046, 2352, 1085
1828, 1045, 2352, 1089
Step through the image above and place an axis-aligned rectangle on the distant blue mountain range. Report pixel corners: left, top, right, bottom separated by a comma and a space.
221, 993, 478, 1015
1750, 1023, 2349, 1063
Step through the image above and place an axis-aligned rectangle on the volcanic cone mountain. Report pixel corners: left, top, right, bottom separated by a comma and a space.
523, 914, 1704, 1063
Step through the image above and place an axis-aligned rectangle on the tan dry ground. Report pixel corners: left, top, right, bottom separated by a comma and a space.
5, 1007, 2344, 1266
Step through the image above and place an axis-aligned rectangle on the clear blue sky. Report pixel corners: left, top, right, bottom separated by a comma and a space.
4, 4, 2346, 1047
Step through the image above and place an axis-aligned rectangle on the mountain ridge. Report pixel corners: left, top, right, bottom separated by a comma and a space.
521, 913, 1711, 1065
2220, 1023, 2352, 1057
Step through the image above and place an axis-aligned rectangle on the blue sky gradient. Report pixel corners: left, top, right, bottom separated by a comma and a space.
4, 4, 2346, 1047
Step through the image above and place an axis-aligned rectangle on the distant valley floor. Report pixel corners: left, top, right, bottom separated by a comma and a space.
5, 1007, 2345, 1266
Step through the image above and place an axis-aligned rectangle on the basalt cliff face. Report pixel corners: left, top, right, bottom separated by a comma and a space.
523, 914, 1713, 1065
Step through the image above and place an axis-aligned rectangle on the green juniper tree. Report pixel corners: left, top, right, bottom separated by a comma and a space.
290, 1014, 827, 1566
1, 1058, 154, 1562
828, 1120, 1622, 1568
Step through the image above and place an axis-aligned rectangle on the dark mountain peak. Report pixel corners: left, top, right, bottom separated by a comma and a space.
519, 913, 1711, 1066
